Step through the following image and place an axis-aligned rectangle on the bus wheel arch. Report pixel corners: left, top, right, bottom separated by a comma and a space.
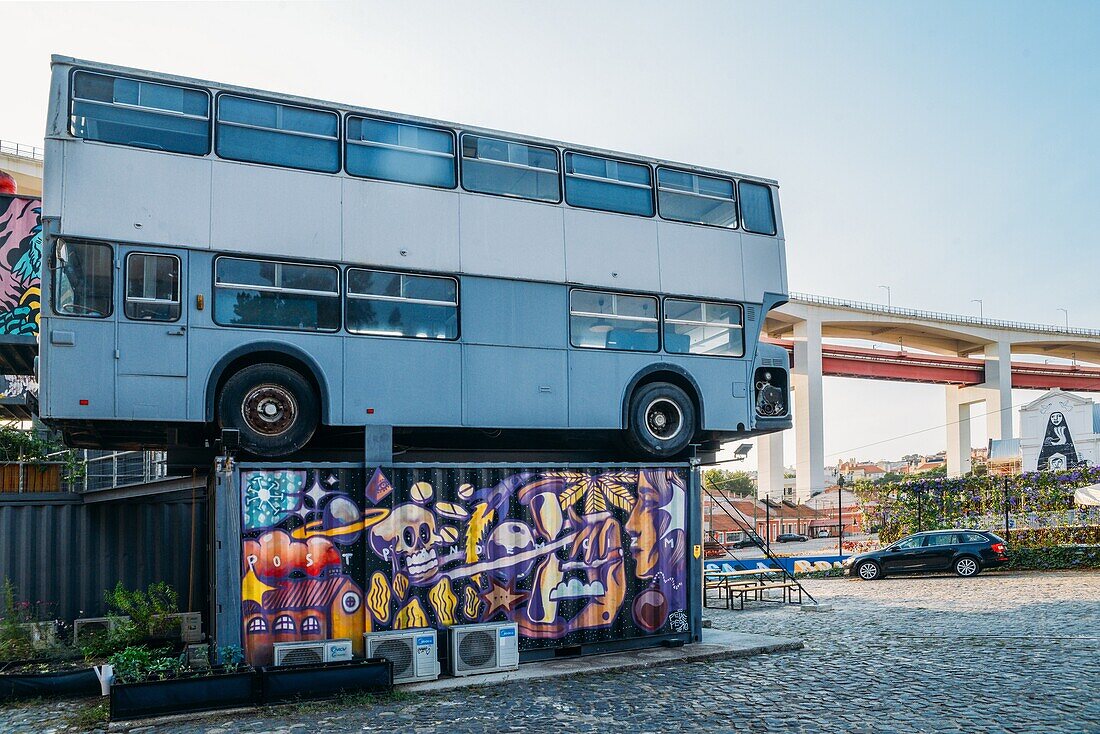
206, 345, 328, 455
622, 367, 703, 459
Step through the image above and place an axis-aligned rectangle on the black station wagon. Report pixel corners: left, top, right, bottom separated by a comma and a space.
844, 530, 1009, 580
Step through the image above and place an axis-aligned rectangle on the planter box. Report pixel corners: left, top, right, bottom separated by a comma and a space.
259, 659, 392, 704
109, 669, 256, 721
0, 666, 101, 702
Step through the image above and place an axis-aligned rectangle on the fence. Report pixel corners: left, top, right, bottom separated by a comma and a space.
60, 450, 171, 493
0, 461, 66, 493
856, 469, 1100, 544
0, 140, 44, 161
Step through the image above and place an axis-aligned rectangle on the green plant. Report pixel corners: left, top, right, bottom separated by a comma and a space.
0, 425, 84, 481
219, 644, 245, 672
66, 701, 109, 731
1004, 545, 1100, 570
0, 579, 35, 662
79, 617, 140, 660
107, 645, 157, 685
103, 581, 180, 639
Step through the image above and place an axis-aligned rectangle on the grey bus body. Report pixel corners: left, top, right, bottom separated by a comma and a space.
39, 56, 791, 456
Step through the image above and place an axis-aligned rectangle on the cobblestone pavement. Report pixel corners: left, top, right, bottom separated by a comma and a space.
4, 570, 1097, 733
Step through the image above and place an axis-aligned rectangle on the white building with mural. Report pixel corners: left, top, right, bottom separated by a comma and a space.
1018, 390, 1099, 472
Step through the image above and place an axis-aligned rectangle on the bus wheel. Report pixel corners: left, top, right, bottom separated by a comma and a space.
625, 382, 696, 459
218, 364, 319, 457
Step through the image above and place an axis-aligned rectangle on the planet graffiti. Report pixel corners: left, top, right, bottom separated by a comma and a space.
485, 521, 537, 581
631, 588, 669, 633
291, 507, 389, 540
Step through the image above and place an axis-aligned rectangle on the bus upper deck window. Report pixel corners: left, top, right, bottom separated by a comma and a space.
460, 134, 560, 203
564, 153, 654, 217
346, 117, 456, 188
70, 71, 210, 155
657, 168, 737, 228
125, 253, 181, 322
54, 241, 114, 318
739, 181, 777, 235
216, 95, 339, 173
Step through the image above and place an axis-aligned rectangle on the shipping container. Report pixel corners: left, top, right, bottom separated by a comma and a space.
210, 461, 702, 666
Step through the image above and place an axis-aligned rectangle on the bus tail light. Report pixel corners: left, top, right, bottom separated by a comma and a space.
754, 367, 788, 417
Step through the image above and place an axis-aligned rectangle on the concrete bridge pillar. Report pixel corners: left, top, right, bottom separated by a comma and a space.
983, 341, 1014, 441
756, 431, 785, 500
793, 314, 825, 501
945, 340, 1015, 476
945, 387, 974, 477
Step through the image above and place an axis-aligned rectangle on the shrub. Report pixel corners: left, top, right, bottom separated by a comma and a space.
79, 617, 140, 660
0, 579, 36, 662
1005, 545, 1100, 571
104, 581, 180, 639
1005, 526, 1100, 548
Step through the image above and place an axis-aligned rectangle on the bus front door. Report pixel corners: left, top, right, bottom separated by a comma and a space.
115, 247, 189, 420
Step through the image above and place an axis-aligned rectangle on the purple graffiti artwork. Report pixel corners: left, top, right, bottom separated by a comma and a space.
241, 467, 688, 665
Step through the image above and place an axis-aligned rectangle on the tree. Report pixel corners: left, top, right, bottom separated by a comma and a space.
702, 469, 756, 496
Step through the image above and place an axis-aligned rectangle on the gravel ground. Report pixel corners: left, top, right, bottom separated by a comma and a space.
3, 569, 1097, 733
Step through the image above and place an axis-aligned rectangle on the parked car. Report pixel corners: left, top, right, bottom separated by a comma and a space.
776, 533, 809, 543
844, 529, 1009, 580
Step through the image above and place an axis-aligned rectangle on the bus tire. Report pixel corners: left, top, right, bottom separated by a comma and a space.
217, 364, 319, 457
624, 382, 696, 459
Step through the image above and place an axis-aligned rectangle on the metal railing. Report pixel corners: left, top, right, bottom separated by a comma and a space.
60, 450, 171, 493
790, 291, 1100, 338
0, 140, 44, 161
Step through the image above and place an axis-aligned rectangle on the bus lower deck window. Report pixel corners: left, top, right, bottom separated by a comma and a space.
569, 289, 658, 352
664, 298, 743, 357
345, 268, 458, 340
214, 257, 340, 332
125, 252, 181, 322
54, 240, 114, 318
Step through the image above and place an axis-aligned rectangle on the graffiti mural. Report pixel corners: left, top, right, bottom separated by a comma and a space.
1038, 411, 1080, 471
0, 195, 41, 336
241, 466, 689, 665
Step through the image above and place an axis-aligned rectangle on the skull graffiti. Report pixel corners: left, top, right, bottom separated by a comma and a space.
368, 503, 444, 585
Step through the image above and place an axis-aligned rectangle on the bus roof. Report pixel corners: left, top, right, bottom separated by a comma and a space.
51, 54, 780, 188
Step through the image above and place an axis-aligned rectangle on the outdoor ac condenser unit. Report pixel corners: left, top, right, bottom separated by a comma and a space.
72, 616, 130, 645
272, 639, 354, 667
364, 628, 440, 683
448, 621, 519, 677
152, 612, 203, 643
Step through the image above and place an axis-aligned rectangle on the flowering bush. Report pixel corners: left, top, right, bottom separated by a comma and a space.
855, 466, 1100, 543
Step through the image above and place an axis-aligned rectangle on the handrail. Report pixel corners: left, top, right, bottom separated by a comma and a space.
701, 486, 818, 605
789, 291, 1100, 338
0, 140, 44, 161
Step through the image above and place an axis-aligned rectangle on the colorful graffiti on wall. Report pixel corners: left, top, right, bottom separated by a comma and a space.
0, 195, 41, 337
241, 466, 689, 665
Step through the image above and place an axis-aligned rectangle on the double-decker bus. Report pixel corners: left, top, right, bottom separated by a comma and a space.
38, 56, 791, 459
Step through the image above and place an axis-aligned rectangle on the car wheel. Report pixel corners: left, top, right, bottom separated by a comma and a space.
218, 364, 319, 457
954, 556, 981, 577
624, 382, 696, 459
856, 561, 881, 581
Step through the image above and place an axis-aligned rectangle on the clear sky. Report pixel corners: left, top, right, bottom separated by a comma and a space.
2, 1, 1097, 469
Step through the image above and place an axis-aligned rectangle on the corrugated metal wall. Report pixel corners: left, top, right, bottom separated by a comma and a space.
0, 497, 207, 622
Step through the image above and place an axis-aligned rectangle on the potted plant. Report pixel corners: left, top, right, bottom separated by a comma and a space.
108, 645, 256, 721
259, 656, 392, 704
0, 582, 99, 701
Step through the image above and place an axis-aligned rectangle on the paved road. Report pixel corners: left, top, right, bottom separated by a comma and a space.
4, 570, 1097, 733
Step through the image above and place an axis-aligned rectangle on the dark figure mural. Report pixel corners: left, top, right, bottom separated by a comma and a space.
240, 467, 690, 665
1037, 411, 1079, 471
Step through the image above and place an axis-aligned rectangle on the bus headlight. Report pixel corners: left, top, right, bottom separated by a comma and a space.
754, 367, 788, 417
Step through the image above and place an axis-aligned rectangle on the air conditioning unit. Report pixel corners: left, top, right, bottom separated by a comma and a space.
72, 616, 130, 645
448, 622, 519, 677
272, 639, 354, 667
364, 628, 440, 683
151, 612, 203, 643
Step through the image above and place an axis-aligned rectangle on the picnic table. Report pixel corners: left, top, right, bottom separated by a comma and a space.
704, 567, 804, 610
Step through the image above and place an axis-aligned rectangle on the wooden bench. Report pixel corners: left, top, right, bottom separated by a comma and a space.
704, 570, 803, 610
